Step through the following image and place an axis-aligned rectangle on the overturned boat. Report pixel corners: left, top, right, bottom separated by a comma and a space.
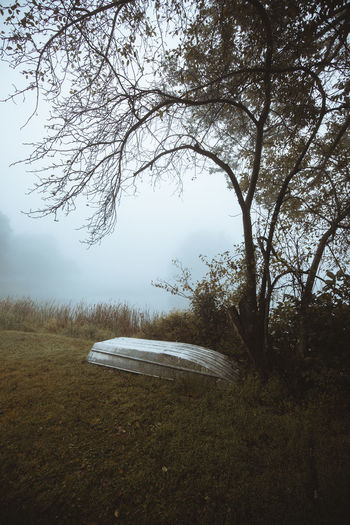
87, 337, 239, 382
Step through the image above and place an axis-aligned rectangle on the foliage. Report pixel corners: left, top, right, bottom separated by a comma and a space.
141, 298, 243, 360
1, 329, 349, 524
269, 274, 350, 389
190, 287, 241, 356
158, 259, 350, 381
140, 309, 199, 344
153, 252, 245, 358
1, 0, 350, 373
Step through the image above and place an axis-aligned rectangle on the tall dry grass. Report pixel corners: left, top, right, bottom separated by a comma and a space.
0, 296, 157, 340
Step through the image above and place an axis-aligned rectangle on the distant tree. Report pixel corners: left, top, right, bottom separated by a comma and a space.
1, 0, 349, 374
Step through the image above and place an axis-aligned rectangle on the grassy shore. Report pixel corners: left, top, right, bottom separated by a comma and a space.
0, 297, 158, 340
1, 327, 349, 524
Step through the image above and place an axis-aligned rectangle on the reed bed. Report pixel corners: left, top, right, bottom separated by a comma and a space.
0, 297, 157, 340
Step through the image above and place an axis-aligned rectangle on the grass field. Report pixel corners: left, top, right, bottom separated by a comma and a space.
1, 329, 349, 525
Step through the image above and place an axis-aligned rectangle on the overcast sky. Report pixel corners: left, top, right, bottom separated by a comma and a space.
0, 60, 242, 312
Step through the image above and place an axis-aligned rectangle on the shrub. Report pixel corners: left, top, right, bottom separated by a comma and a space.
269, 293, 350, 390
190, 288, 243, 359
140, 310, 199, 344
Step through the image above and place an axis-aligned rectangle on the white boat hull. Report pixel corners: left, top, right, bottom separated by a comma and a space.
87, 337, 239, 382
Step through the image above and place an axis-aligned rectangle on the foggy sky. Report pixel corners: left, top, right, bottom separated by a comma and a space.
0, 208, 236, 311
0, 211, 81, 301
0, 60, 242, 312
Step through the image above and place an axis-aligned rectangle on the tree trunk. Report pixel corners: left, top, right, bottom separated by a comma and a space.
227, 301, 267, 375
296, 208, 350, 359
297, 301, 309, 360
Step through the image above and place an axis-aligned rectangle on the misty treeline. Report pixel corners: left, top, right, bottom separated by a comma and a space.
1, 0, 349, 379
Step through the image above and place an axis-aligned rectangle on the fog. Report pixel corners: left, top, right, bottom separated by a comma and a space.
0, 205, 237, 311
0, 61, 242, 312
0, 211, 81, 301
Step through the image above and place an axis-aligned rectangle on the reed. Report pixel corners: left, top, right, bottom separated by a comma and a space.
0, 296, 157, 340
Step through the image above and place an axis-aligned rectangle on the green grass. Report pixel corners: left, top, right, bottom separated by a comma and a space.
1, 330, 349, 524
